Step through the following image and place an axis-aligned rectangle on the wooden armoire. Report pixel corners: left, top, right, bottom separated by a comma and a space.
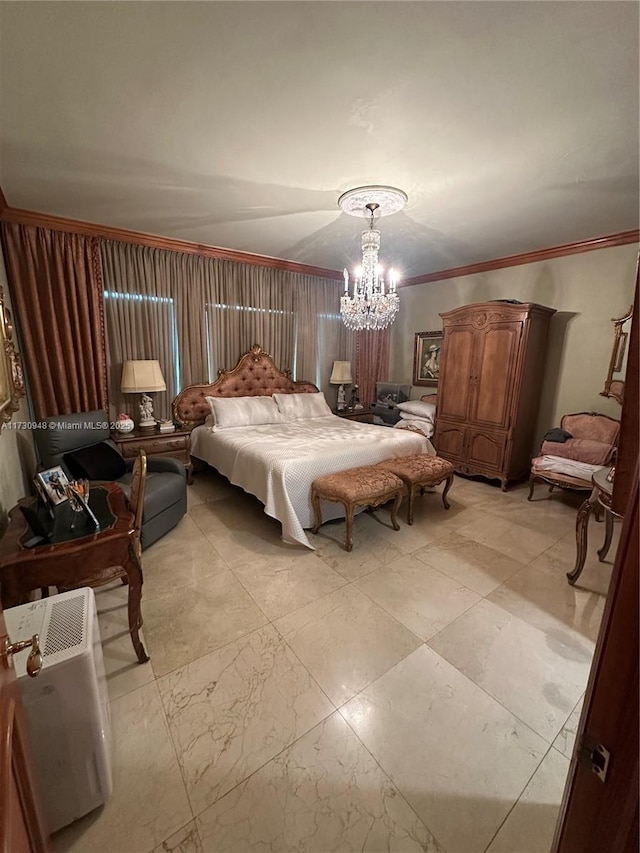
433, 301, 556, 489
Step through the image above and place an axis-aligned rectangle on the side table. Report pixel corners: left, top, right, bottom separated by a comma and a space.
0, 484, 148, 663
111, 425, 193, 484
569, 466, 620, 585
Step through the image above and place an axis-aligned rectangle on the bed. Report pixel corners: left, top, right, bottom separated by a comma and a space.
173, 345, 434, 548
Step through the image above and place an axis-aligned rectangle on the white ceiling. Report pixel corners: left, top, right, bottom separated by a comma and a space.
0, 2, 638, 278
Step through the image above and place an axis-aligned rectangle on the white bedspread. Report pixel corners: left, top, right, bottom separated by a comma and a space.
190, 415, 434, 548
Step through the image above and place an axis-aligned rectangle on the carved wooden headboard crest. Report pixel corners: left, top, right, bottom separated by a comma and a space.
172, 344, 319, 427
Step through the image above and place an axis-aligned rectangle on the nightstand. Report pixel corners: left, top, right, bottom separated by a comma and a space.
333, 408, 375, 424
370, 404, 402, 426
111, 426, 193, 484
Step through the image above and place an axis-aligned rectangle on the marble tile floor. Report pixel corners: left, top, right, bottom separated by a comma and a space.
52, 469, 618, 853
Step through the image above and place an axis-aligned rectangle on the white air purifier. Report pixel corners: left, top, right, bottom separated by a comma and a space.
4, 587, 113, 833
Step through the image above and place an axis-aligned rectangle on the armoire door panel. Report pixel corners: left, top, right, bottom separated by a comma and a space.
433, 422, 466, 462
437, 327, 475, 421
471, 323, 522, 428
466, 429, 508, 472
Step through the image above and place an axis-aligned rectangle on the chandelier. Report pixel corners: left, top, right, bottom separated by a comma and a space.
338, 185, 407, 331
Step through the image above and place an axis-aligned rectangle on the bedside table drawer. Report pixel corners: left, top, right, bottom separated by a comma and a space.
334, 409, 375, 423
345, 412, 374, 423
111, 428, 194, 484
119, 435, 189, 458
145, 448, 190, 464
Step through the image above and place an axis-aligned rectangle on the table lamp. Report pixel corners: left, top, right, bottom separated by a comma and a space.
329, 361, 353, 411
120, 360, 166, 429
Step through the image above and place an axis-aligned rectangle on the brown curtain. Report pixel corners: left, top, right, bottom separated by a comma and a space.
356, 328, 390, 407
0, 223, 108, 419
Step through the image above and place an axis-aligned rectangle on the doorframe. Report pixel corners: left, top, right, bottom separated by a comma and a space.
552, 463, 639, 852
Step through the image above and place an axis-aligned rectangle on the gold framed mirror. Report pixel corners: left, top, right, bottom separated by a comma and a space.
601, 304, 633, 405
0, 285, 26, 423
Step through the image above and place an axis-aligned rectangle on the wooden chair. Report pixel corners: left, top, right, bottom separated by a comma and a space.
60, 449, 148, 591
128, 449, 147, 563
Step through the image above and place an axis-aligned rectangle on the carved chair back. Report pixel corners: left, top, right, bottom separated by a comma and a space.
129, 449, 147, 559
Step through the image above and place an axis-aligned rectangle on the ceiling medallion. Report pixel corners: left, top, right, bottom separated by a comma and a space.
338, 185, 407, 332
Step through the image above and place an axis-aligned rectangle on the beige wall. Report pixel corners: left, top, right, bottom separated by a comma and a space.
391, 243, 638, 447
0, 245, 36, 533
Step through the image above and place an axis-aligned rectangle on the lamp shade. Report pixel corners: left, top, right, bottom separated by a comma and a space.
120, 360, 166, 393
329, 361, 353, 385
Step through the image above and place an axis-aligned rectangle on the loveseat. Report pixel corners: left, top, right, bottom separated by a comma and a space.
528, 411, 619, 500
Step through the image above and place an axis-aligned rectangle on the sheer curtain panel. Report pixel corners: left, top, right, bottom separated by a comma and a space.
292, 273, 355, 395
101, 241, 180, 421
100, 239, 353, 416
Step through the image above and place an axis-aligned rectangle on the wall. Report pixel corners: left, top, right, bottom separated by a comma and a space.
0, 245, 36, 533
391, 243, 638, 447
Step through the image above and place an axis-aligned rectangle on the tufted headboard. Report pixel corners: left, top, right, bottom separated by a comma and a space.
172, 344, 319, 427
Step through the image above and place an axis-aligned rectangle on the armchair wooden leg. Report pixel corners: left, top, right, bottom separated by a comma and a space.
528, 474, 539, 501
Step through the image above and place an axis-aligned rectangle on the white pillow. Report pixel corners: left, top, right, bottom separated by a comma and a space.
205, 395, 283, 430
273, 392, 332, 420
400, 410, 434, 421
395, 417, 435, 439
396, 400, 436, 422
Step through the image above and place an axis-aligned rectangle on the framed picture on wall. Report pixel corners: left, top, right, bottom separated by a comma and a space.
413, 330, 443, 387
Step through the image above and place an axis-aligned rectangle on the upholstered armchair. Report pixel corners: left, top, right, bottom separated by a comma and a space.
33, 410, 187, 549
528, 412, 620, 500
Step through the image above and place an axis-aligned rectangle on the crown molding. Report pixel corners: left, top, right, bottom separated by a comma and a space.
0, 205, 344, 281
402, 230, 640, 287
1, 204, 637, 286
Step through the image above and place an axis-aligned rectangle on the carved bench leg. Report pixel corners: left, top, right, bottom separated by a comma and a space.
441, 474, 454, 510
406, 485, 416, 525
390, 490, 402, 531
311, 489, 323, 535
344, 502, 355, 552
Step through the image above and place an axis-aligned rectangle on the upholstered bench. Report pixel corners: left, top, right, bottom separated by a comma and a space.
311, 466, 404, 552
376, 454, 455, 525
